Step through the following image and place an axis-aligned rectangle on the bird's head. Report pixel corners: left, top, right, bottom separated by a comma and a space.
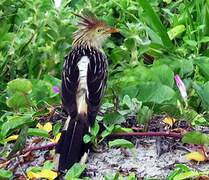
72, 12, 118, 49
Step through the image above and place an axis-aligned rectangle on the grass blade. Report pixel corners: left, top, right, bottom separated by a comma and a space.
137, 0, 174, 50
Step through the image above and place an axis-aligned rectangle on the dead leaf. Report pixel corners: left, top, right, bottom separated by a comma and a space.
5, 135, 19, 142
17, 175, 27, 180
131, 127, 143, 131
164, 116, 176, 128
50, 133, 61, 143
186, 151, 205, 162
27, 169, 57, 180
36, 122, 52, 133
23, 151, 35, 162
32, 138, 42, 144
195, 175, 209, 180
172, 128, 188, 134
0, 160, 11, 168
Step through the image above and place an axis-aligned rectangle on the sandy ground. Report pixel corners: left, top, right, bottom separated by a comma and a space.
85, 137, 209, 179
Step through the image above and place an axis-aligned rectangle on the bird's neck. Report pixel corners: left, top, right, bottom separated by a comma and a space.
72, 31, 107, 53
72, 39, 104, 52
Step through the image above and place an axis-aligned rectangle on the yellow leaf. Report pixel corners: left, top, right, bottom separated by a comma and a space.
50, 133, 61, 143
43, 122, 53, 132
50, 149, 55, 154
36, 122, 52, 133
164, 116, 176, 127
27, 169, 57, 180
186, 151, 205, 162
54, 133, 61, 143
28, 171, 41, 179
5, 135, 19, 142
36, 123, 43, 129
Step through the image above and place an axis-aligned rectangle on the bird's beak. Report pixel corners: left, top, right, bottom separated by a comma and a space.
107, 26, 118, 34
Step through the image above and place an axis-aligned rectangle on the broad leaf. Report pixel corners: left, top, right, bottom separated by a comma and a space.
120, 82, 177, 105
65, 163, 86, 179
0, 169, 13, 179
7, 78, 32, 93
182, 131, 209, 145
193, 82, 209, 111
109, 139, 134, 149
28, 128, 49, 138
1, 116, 34, 138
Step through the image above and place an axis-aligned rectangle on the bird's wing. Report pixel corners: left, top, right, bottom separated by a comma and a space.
61, 49, 80, 118
87, 49, 108, 126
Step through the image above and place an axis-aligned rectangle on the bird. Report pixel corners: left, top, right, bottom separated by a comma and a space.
54, 11, 117, 171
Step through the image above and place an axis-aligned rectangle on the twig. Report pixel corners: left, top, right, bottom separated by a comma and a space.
16, 157, 27, 179
112, 131, 184, 139
22, 143, 56, 153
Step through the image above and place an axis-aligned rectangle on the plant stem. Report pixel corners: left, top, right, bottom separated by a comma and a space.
113, 131, 183, 139
23, 92, 31, 110
22, 143, 56, 153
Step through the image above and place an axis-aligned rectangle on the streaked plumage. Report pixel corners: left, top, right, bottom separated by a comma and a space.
54, 12, 117, 171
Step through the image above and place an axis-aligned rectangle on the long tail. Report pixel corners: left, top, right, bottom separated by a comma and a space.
54, 113, 90, 171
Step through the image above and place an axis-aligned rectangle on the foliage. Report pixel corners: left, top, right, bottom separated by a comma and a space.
65, 163, 86, 180
0, 0, 209, 179
167, 164, 209, 180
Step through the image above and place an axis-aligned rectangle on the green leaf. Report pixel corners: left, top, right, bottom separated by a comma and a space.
0, 169, 13, 178
83, 134, 91, 144
53, 122, 62, 136
150, 65, 174, 88
200, 36, 209, 43
0, 116, 33, 138
7, 78, 32, 93
174, 164, 191, 172
167, 169, 183, 180
120, 82, 177, 105
32, 109, 51, 118
138, 106, 153, 125
123, 95, 134, 109
43, 75, 61, 87
65, 163, 86, 179
6, 92, 28, 108
182, 131, 209, 145
137, 0, 174, 49
173, 171, 199, 180
113, 125, 134, 133
27, 167, 42, 173
167, 25, 186, 40
27, 128, 49, 138
103, 112, 126, 126
42, 160, 54, 170
8, 125, 28, 159
193, 57, 209, 79
193, 82, 209, 111
101, 124, 115, 139
90, 121, 99, 137
185, 40, 197, 47
109, 139, 134, 149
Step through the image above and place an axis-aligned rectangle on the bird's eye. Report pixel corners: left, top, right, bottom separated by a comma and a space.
97, 29, 102, 32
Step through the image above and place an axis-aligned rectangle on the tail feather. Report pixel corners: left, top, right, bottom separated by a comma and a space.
55, 113, 90, 171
